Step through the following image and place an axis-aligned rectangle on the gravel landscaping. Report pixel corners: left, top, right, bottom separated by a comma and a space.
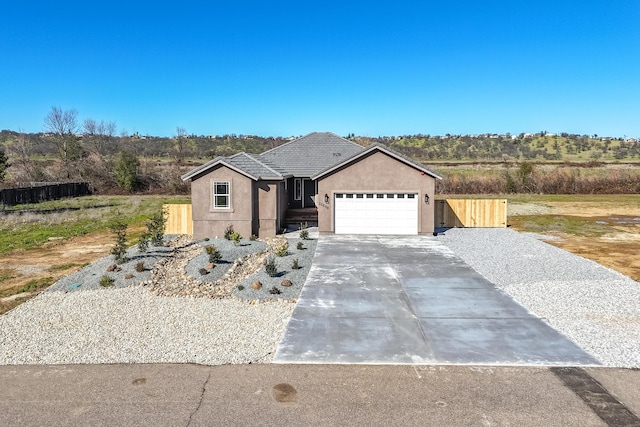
1, 226, 638, 368
438, 227, 640, 368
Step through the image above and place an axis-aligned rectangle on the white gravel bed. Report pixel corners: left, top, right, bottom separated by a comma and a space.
0, 287, 293, 365
438, 228, 640, 368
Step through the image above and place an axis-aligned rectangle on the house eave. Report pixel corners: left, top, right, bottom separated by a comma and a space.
312, 144, 443, 180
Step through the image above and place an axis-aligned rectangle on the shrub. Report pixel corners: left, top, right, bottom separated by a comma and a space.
114, 150, 141, 193
264, 255, 278, 277
269, 286, 281, 295
99, 275, 114, 287
230, 232, 242, 245
205, 245, 222, 264
291, 258, 300, 270
135, 261, 145, 272
299, 222, 309, 240
224, 224, 235, 240
296, 241, 304, 250
275, 242, 289, 257
146, 209, 167, 246
137, 231, 150, 253
237, 285, 244, 291
109, 218, 128, 264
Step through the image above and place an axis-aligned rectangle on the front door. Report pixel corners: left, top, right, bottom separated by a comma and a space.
303, 179, 316, 208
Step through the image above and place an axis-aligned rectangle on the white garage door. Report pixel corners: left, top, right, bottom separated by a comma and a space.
334, 193, 418, 235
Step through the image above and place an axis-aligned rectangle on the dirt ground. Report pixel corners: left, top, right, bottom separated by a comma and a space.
509, 200, 640, 282
0, 227, 146, 312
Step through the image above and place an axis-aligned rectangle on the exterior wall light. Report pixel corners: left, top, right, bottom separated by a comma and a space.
324, 194, 329, 204
424, 194, 430, 204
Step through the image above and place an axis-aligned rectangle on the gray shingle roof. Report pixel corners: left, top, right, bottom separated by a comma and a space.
259, 132, 364, 177
311, 142, 443, 180
182, 133, 442, 183
226, 153, 284, 180
181, 153, 285, 181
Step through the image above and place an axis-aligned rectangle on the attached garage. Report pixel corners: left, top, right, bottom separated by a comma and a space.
334, 193, 418, 235
313, 144, 442, 236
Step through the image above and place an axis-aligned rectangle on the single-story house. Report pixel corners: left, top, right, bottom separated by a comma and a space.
181, 132, 442, 239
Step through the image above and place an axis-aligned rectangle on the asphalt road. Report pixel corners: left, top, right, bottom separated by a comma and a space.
1, 364, 639, 426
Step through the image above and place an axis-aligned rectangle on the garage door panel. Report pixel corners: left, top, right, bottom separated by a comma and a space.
335, 193, 418, 235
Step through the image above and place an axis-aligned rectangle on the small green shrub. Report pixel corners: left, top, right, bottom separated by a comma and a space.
146, 209, 167, 246
269, 286, 281, 295
135, 261, 145, 272
205, 245, 222, 263
109, 218, 128, 264
275, 242, 289, 257
230, 232, 242, 245
291, 258, 300, 270
137, 231, 150, 253
299, 222, 309, 240
204, 237, 210, 241
224, 224, 235, 240
237, 285, 244, 291
99, 275, 114, 287
296, 241, 304, 250
264, 255, 278, 277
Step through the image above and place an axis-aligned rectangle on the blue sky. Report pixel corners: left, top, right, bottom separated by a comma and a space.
1, 1, 639, 138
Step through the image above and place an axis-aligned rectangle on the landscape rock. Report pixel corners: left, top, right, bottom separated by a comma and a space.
281, 279, 292, 287
251, 280, 262, 290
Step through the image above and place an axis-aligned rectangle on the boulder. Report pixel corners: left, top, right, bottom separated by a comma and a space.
251, 280, 262, 290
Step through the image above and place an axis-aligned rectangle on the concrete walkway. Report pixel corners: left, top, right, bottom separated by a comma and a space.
274, 235, 599, 365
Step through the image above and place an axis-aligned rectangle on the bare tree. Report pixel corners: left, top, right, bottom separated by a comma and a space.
171, 126, 193, 165
6, 131, 39, 182
83, 118, 117, 156
43, 106, 80, 178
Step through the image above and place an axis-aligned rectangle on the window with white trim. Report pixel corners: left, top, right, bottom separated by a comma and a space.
294, 178, 302, 201
213, 181, 230, 209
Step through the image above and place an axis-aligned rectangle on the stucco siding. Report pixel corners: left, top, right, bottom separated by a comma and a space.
190, 166, 254, 239
317, 151, 436, 234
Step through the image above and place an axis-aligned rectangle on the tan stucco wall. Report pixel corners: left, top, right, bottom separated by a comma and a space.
256, 180, 279, 238
190, 166, 253, 239
316, 151, 437, 235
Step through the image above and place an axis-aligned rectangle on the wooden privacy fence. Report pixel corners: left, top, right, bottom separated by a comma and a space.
0, 182, 92, 206
164, 204, 193, 234
163, 199, 507, 235
435, 199, 507, 228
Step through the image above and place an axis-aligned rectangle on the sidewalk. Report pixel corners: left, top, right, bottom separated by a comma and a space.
1, 364, 638, 426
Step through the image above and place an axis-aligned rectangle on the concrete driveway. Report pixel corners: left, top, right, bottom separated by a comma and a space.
274, 235, 599, 365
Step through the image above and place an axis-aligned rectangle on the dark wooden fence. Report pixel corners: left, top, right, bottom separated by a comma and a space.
0, 182, 92, 206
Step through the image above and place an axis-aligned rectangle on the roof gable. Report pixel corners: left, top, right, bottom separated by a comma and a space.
312, 143, 443, 180
259, 132, 364, 177
181, 153, 285, 181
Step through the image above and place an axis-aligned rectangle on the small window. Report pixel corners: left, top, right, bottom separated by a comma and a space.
294, 178, 302, 201
386, 194, 394, 198
407, 194, 416, 199
356, 194, 364, 198
346, 194, 354, 199
376, 194, 384, 198
397, 194, 405, 198
213, 181, 230, 209
336, 193, 344, 198
366, 194, 374, 198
